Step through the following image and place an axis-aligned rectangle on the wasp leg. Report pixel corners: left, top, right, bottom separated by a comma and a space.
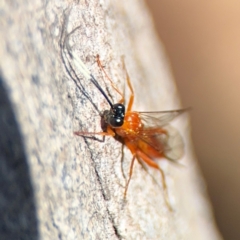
74, 125, 115, 137
124, 153, 136, 198
96, 55, 124, 103
136, 150, 173, 211
136, 157, 159, 187
121, 57, 135, 112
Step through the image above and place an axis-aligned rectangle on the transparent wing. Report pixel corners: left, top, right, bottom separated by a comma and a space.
137, 125, 184, 161
159, 125, 184, 161
138, 108, 189, 128
126, 108, 188, 161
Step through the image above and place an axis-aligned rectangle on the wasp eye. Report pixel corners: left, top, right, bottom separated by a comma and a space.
108, 103, 125, 127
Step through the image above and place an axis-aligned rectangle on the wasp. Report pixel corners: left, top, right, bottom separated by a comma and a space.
71, 52, 187, 210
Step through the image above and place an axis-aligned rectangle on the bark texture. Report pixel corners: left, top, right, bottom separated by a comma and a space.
0, 0, 222, 239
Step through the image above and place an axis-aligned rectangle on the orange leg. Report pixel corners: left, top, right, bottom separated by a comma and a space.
96, 55, 135, 111
140, 127, 167, 137
136, 157, 159, 187
74, 125, 116, 137
123, 141, 138, 198
96, 55, 124, 103
121, 56, 135, 112
124, 153, 136, 198
136, 150, 173, 211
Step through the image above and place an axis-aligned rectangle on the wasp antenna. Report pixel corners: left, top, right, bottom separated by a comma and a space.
89, 74, 113, 108
71, 52, 113, 108
71, 52, 91, 80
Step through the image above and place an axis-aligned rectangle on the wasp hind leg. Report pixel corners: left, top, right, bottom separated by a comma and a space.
136, 150, 173, 211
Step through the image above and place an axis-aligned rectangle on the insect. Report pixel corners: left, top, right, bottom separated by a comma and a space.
71, 52, 186, 210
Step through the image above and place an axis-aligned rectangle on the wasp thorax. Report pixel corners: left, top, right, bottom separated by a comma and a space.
103, 103, 125, 127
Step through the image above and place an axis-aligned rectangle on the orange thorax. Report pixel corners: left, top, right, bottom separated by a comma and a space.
115, 112, 143, 139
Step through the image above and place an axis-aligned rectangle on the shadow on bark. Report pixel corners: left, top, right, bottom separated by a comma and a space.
0, 75, 39, 240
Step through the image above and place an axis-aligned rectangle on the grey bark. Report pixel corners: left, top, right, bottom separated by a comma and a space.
0, 0, 222, 239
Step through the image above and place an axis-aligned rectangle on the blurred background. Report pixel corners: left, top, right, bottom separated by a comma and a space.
147, 1, 240, 239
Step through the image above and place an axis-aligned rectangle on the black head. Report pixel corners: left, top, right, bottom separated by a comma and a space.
103, 103, 125, 127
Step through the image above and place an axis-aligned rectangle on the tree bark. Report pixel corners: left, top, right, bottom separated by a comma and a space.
0, 0, 222, 239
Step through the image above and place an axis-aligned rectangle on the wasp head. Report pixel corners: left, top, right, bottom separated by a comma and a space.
102, 103, 125, 128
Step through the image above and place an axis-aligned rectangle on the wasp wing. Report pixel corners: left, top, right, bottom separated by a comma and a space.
134, 108, 188, 161
159, 125, 184, 161
137, 108, 189, 128
137, 125, 184, 161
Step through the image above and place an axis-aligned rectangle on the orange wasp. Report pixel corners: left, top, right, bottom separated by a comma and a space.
72, 53, 186, 210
